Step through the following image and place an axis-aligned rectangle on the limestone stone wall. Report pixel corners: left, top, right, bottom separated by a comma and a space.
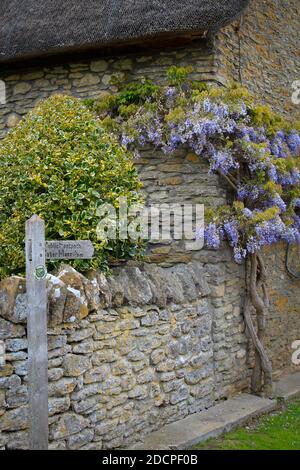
135, 146, 227, 265
0, 143, 299, 449
263, 244, 300, 376
217, 0, 300, 118
0, 261, 247, 450
0, 249, 299, 450
132, 146, 300, 390
0, 38, 221, 139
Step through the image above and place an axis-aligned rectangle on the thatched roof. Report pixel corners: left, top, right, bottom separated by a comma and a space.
0, 1, 249, 64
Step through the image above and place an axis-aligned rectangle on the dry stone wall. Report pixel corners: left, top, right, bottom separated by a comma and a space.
135, 146, 227, 265
0, 261, 244, 450
0, 246, 299, 450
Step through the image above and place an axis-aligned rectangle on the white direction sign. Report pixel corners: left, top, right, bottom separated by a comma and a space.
45, 240, 94, 260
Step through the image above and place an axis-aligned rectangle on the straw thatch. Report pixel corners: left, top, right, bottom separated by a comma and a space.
0, 1, 249, 63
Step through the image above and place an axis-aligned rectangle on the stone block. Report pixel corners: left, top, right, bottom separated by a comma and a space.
50, 412, 89, 440
63, 354, 92, 377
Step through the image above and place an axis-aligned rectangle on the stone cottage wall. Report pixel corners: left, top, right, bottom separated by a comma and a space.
263, 244, 300, 376
133, 145, 300, 388
0, 38, 222, 139
217, 0, 300, 117
0, 0, 299, 135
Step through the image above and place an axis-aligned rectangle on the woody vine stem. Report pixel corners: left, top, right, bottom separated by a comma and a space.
244, 252, 272, 396
221, 175, 273, 397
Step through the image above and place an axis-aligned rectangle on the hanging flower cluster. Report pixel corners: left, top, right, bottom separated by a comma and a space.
86, 67, 300, 263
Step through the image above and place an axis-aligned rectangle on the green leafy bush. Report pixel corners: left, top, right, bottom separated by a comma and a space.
0, 94, 143, 278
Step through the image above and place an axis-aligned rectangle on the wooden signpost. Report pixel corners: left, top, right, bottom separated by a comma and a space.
25, 215, 94, 450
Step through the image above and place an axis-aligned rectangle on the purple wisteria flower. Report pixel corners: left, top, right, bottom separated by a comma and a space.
138, 134, 146, 146
240, 127, 258, 143
203, 98, 212, 113
166, 87, 176, 98
294, 215, 300, 229
255, 217, 285, 246
204, 223, 221, 249
121, 134, 134, 147
246, 236, 259, 254
270, 136, 286, 158
278, 168, 300, 187
240, 103, 247, 116
164, 133, 183, 153
268, 164, 278, 183
224, 220, 239, 247
287, 131, 300, 155
237, 184, 262, 201
224, 119, 237, 134
234, 247, 247, 263
243, 208, 253, 218
202, 119, 220, 136
267, 194, 287, 214
283, 226, 300, 244
213, 104, 229, 119
276, 130, 285, 141
209, 150, 239, 175
147, 128, 162, 147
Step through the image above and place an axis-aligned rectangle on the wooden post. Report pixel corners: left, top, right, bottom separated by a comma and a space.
25, 215, 48, 450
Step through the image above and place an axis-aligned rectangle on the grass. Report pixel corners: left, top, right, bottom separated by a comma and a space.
192, 399, 300, 450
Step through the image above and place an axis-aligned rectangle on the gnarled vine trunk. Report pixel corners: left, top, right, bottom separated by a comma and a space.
243, 253, 273, 397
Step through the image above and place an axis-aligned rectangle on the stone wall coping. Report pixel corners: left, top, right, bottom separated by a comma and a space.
0, 262, 210, 329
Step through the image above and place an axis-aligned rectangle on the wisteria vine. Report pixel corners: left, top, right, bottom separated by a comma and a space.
87, 68, 300, 395
118, 88, 300, 264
